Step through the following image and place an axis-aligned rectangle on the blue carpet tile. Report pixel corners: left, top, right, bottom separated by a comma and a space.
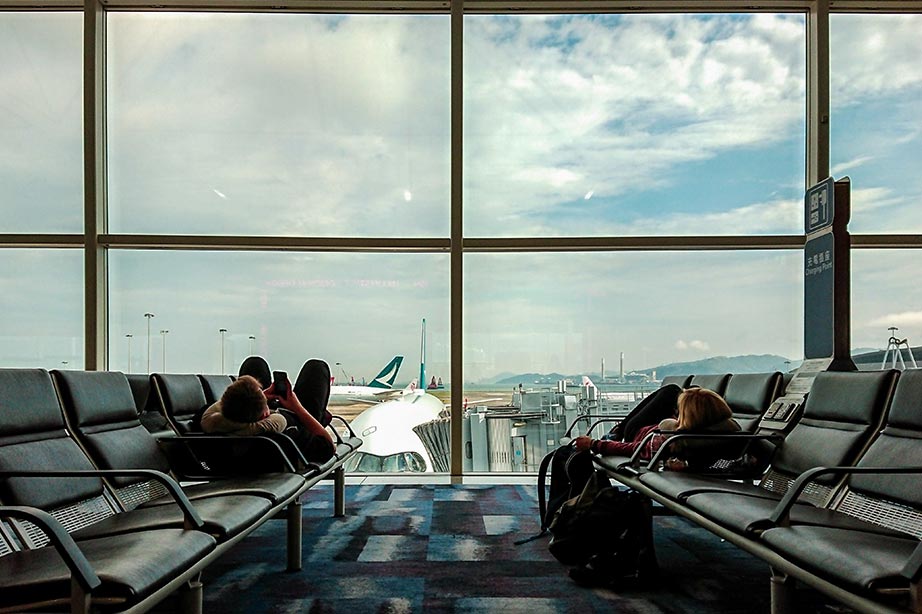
160, 484, 851, 613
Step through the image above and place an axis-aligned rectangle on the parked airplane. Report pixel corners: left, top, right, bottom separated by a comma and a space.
342, 319, 506, 472
328, 356, 405, 406
343, 387, 445, 472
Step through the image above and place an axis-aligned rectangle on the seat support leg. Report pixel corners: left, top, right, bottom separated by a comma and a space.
334, 466, 346, 517
70, 577, 90, 614
770, 569, 796, 614
287, 499, 303, 572
178, 577, 203, 614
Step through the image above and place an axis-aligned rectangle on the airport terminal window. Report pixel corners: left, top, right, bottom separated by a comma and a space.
0, 12, 83, 233
108, 250, 449, 376
7, 2, 922, 477
463, 13, 806, 238
462, 250, 803, 472
830, 14, 922, 234
0, 250, 84, 369
108, 250, 450, 472
106, 12, 450, 237
851, 250, 922, 363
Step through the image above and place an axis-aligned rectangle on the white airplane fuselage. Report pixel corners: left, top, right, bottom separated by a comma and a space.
328, 385, 400, 406
348, 391, 444, 471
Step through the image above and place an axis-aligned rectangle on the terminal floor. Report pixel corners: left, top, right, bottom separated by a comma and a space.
164, 483, 854, 613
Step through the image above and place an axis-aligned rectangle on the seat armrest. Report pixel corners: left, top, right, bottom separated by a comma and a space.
0, 506, 101, 592
767, 465, 922, 528
0, 469, 203, 530
329, 415, 357, 438
645, 432, 783, 468
564, 414, 622, 438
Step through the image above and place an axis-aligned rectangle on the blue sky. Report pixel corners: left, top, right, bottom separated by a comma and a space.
1, 12, 920, 380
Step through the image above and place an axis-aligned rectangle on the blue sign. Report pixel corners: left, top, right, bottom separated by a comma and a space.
804, 232, 834, 359
805, 177, 834, 234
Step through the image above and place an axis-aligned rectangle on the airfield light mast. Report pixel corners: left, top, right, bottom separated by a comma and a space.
419, 318, 426, 389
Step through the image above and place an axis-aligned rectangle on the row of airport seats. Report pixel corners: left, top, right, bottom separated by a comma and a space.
0, 368, 361, 613
659, 372, 790, 432
126, 372, 362, 489
596, 369, 922, 613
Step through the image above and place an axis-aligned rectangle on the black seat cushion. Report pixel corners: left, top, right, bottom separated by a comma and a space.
198, 374, 234, 405
0, 529, 215, 607
53, 370, 174, 487
688, 374, 730, 396
770, 370, 896, 484
149, 474, 307, 506
684, 491, 911, 536
153, 374, 209, 434
761, 525, 918, 593
638, 471, 769, 501
73, 495, 272, 541
723, 372, 781, 432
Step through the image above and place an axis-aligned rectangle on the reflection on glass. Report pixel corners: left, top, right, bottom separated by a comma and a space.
107, 13, 450, 237
464, 14, 806, 237
462, 250, 802, 472
0, 250, 84, 369
831, 15, 922, 233
108, 250, 450, 472
0, 13, 83, 232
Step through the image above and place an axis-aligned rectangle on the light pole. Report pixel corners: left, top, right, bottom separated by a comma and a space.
144, 313, 155, 373
125, 334, 133, 373
160, 330, 169, 372
219, 328, 228, 373
248, 335, 256, 355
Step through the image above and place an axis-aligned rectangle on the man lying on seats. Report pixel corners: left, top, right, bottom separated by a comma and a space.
201, 375, 335, 463
573, 387, 740, 470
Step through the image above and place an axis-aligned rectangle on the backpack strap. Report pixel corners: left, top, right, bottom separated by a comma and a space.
537, 448, 556, 531
514, 448, 556, 545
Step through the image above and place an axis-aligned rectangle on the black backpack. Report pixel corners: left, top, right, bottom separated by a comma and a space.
517, 444, 594, 545
547, 471, 654, 574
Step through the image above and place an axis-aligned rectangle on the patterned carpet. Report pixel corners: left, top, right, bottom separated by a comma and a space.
185, 484, 841, 613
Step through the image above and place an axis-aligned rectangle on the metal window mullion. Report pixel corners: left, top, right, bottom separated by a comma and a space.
84, 0, 107, 372
807, 0, 830, 187
449, 0, 463, 478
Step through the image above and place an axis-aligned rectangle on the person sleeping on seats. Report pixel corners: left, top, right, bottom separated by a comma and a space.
201, 375, 335, 463
573, 387, 740, 471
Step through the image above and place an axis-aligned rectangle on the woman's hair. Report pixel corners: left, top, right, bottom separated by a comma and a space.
676, 387, 733, 430
221, 375, 267, 423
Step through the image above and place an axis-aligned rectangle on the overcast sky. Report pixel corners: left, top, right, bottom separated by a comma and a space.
1, 12, 920, 381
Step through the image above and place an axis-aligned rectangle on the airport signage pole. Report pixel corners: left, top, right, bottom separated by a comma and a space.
789, 177, 855, 396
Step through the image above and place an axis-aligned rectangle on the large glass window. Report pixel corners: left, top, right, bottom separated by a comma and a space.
830, 15, 922, 233
852, 250, 922, 369
0, 250, 84, 369
109, 250, 450, 472
463, 250, 803, 471
464, 14, 807, 237
0, 13, 83, 233
106, 13, 450, 237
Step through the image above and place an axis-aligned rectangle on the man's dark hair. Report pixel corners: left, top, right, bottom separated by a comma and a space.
221, 375, 266, 423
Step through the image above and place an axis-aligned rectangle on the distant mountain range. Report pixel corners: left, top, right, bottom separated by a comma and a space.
486, 347, 915, 385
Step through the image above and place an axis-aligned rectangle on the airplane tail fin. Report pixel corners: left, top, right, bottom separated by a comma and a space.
368, 356, 404, 389
581, 375, 598, 389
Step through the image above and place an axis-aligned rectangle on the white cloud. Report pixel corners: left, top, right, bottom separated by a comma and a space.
831, 15, 922, 106
674, 339, 711, 352
830, 155, 873, 177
